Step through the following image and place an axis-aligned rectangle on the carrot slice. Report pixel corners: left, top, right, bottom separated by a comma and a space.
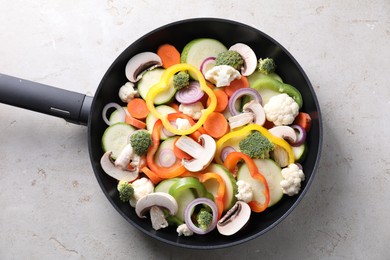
293, 112, 312, 132
173, 138, 193, 160
141, 166, 162, 185
207, 89, 228, 112
189, 129, 202, 141
125, 114, 146, 129
203, 112, 229, 139
224, 76, 249, 97
127, 98, 149, 120
169, 102, 180, 112
157, 44, 181, 69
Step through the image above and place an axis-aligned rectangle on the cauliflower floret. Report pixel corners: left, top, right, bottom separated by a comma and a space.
129, 177, 154, 207
175, 118, 192, 131
235, 180, 253, 203
205, 65, 241, 87
119, 82, 138, 103
280, 163, 305, 196
263, 93, 299, 126
178, 101, 204, 120
177, 224, 193, 236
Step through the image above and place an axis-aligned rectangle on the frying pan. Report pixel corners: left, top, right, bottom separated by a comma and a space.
0, 18, 322, 249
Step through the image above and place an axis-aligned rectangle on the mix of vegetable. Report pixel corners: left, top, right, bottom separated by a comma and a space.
100, 38, 312, 236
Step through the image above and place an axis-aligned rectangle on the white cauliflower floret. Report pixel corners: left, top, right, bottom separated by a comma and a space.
179, 101, 204, 120
119, 82, 138, 103
177, 224, 193, 236
235, 180, 253, 203
280, 163, 305, 196
129, 177, 154, 207
205, 65, 241, 87
175, 118, 192, 131
263, 93, 299, 126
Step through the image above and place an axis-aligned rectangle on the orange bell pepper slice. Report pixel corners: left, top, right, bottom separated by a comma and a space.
223, 152, 270, 213
146, 119, 186, 179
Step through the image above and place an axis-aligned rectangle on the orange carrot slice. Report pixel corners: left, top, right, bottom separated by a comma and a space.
207, 89, 228, 112
127, 98, 149, 120
203, 112, 229, 139
141, 166, 163, 185
169, 102, 180, 112
157, 44, 181, 69
125, 114, 146, 129
224, 76, 249, 97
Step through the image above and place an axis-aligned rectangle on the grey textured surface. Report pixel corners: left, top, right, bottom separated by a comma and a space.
1, 1, 389, 259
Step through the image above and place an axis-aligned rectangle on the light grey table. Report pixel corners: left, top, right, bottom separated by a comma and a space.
1, 1, 389, 259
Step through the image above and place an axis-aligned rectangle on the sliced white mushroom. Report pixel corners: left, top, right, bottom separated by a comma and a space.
228, 112, 254, 129
114, 144, 134, 169
149, 206, 169, 230
268, 125, 297, 144
229, 43, 257, 76
217, 201, 251, 236
135, 192, 178, 218
174, 134, 216, 172
100, 151, 139, 182
243, 100, 266, 126
271, 145, 289, 168
125, 52, 162, 82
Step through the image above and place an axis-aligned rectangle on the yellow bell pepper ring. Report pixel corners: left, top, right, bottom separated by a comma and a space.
146, 64, 217, 136
215, 124, 295, 165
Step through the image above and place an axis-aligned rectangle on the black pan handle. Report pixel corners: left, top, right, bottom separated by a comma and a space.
0, 73, 92, 125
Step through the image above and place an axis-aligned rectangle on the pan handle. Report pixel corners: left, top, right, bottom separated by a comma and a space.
0, 73, 92, 125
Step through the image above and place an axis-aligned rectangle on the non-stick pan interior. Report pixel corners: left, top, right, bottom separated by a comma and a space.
88, 18, 322, 249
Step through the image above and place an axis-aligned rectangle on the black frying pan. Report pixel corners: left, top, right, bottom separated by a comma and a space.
0, 18, 322, 249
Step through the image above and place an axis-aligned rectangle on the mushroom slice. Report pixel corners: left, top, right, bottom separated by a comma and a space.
100, 151, 139, 182
125, 52, 162, 82
114, 144, 134, 169
228, 112, 254, 129
243, 100, 266, 126
271, 145, 289, 168
217, 201, 251, 236
268, 125, 297, 144
149, 206, 169, 230
175, 134, 216, 172
135, 192, 178, 218
229, 43, 257, 76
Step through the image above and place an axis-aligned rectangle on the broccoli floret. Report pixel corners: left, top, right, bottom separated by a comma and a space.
215, 50, 244, 70
196, 208, 213, 230
239, 131, 274, 159
117, 181, 134, 202
130, 130, 152, 156
258, 58, 276, 75
173, 71, 190, 90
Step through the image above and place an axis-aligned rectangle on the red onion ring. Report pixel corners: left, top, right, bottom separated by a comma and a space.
220, 146, 236, 162
184, 198, 218, 235
295, 162, 303, 170
162, 126, 175, 137
291, 124, 307, 147
102, 102, 126, 125
175, 81, 205, 104
157, 148, 176, 168
228, 88, 262, 115
200, 57, 216, 76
